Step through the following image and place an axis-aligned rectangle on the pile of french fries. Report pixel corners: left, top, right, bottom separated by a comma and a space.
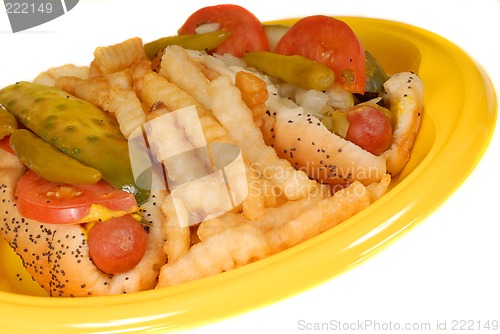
33, 37, 390, 288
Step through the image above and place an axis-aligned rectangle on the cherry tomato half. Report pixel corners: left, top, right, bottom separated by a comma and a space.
15, 170, 138, 224
178, 4, 270, 58
274, 15, 366, 94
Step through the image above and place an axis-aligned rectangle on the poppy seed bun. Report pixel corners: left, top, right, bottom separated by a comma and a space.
261, 109, 387, 186
0, 151, 167, 297
382, 72, 424, 175
261, 71, 424, 185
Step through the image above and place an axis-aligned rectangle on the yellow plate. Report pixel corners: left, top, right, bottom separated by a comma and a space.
0, 17, 496, 333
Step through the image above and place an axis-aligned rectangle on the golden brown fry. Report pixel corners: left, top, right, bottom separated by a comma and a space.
56, 72, 146, 138
105, 87, 147, 138
209, 75, 318, 200
249, 185, 329, 233
196, 61, 220, 81
54, 76, 84, 96
55, 76, 109, 106
235, 71, 268, 126
266, 181, 371, 253
241, 166, 267, 221
34, 64, 89, 87
130, 60, 153, 96
140, 71, 234, 148
197, 213, 246, 242
140, 71, 205, 114
105, 70, 133, 90
89, 37, 146, 77
161, 196, 191, 263
366, 174, 391, 202
156, 224, 269, 287
198, 183, 328, 241
159, 45, 213, 110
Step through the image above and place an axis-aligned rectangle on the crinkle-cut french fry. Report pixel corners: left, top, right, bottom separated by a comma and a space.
260, 182, 279, 207
159, 45, 213, 110
90, 37, 146, 77
55, 76, 109, 107
266, 181, 371, 253
139, 71, 234, 147
126, 190, 168, 289
235, 71, 268, 126
54, 76, 83, 96
161, 196, 191, 263
144, 105, 211, 189
105, 87, 147, 138
196, 61, 221, 81
366, 174, 391, 202
197, 213, 246, 242
105, 70, 133, 90
129, 60, 153, 96
56, 73, 146, 138
249, 185, 329, 233
140, 71, 205, 114
156, 224, 269, 287
101, 70, 147, 138
209, 75, 318, 200
242, 167, 267, 221
198, 182, 328, 242
34, 64, 89, 87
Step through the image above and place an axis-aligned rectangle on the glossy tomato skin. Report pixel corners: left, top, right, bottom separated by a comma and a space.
15, 170, 138, 224
274, 15, 366, 94
178, 4, 270, 57
345, 104, 393, 155
88, 215, 148, 274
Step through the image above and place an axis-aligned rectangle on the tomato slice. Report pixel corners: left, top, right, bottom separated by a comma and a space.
178, 4, 270, 58
274, 15, 366, 94
0, 135, 15, 155
15, 170, 138, 224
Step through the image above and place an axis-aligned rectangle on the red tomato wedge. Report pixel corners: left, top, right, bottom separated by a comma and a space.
0, 135, 15, 155
274, 15, 366, 94
178, 4, 270, 58
15, 170, 138, 224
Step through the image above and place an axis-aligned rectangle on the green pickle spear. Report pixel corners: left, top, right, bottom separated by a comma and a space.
10, 129, 102, 184
0, 81, 150, 204
0, 104, 17, 139
243, 51, 335, 91
144, 30, 231, 59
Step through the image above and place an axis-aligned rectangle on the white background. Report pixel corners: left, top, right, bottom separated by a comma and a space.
1, 0, 499, 333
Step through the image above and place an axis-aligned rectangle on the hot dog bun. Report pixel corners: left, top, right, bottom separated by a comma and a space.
0, 150, 167, 297
261, 108, 387, 186
382, 72, 424, 175
260, 71, 423, 186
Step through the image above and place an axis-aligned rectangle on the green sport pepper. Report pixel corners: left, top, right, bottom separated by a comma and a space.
0, 81, 150, 204
144, 30, 231, 59
10, 129, 102, 184
243, 51, 335, 91
364, 50, 389, 95
0, 104, 17, 139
